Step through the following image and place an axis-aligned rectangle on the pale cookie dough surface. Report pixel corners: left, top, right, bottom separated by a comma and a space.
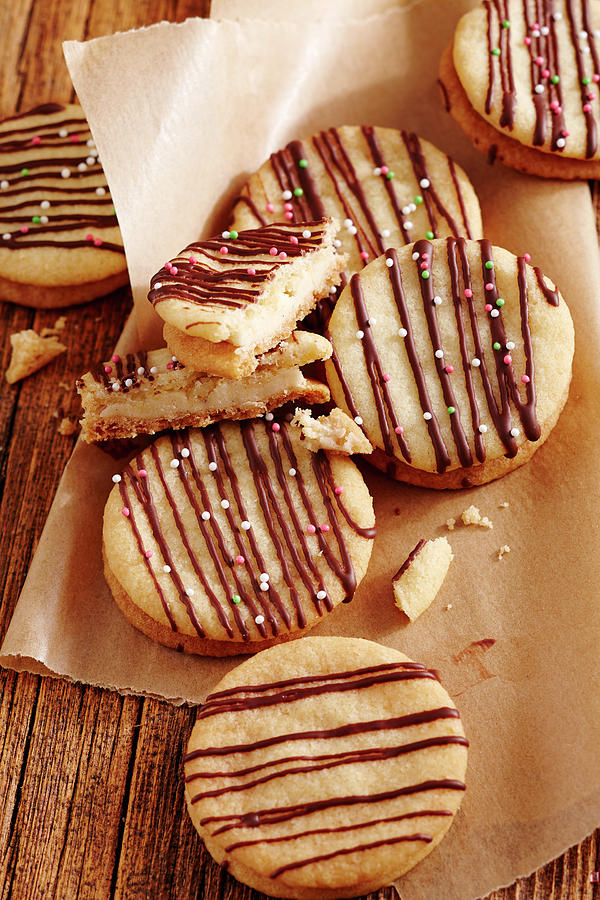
150, 219, 344, 379
326, 238, 574, 489
393, 537, 454, 622
103, 422, 375, 657
184, 636, 468, 900
230, 125, 483, 284
5, 328, 66, 383
452, 0, 600, 164
0, 103, 127, 307
291, 407, 373, 455
78, 332, 332, 442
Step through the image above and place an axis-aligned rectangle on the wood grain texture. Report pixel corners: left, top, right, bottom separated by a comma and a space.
0, 1, 598, 898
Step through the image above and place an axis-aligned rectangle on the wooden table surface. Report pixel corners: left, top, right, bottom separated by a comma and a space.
0, 1, 598, 898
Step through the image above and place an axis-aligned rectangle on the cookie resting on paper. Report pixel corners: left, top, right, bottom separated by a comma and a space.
0, 103, 127, 307
439, 0, 600, 178
77, 331, 332, 442
102, 420, 375, 656
184, 636, 468, 900
325, 238, 574, 489
149, 219, 345, 379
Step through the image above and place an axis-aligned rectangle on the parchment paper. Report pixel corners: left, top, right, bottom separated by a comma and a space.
1, 3, 599, 899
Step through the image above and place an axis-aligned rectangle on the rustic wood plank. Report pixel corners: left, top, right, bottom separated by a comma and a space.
0, 0, 36, 115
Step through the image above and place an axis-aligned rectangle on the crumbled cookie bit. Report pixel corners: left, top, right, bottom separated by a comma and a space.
446, 517, 456, 531
461, 504, 493, 529
291, 407, 373, 455
445, 603, 453, 610
58, 417, 77, 436
497, 544, 511, 560
498, 500, 510, 509
5, 329, 67, 384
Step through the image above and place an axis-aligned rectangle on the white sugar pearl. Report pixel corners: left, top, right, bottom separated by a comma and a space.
373, 167, 381, 176
541, 25, 549, 35
221, 499, 230, 509
423, 411, 432, 421
580, 29, 588, 38
583, 45, 591, 53
435, 349, 443, 359
556, 138, 566, 148
171, 356, 178, 362
354, 416, 363, 426
333, 239, 342, 248
491, 309, 500, 318
201, 511, 210, 521
112, 474, 122, 483
472, 357, 481, 367
86, 156, 95, 166
163, 565, 171, 573
61, 168, 70, 178
2, 233, 11, 241
409, 203, 417, 213
419, 178, 430, 189
402, 205, 411, 215
259, 583, 269, 592
40, 215, 48, 224
506, 341, 515, 351
433, 295, 442, 306
255, 614, 265, 624
259, 574, 269, 583
510, 427, 520, 437
149, 366, 158, 374
77, 162, 87, 172
385, 258, 394, 267
90, 148, 99, 157
137, 367, 145, 376
0, 180, 8, 189
534, 84, 545, 94
95, 187, 106, 196
368, 317, 376, 326
124, 378, 133, 388
40, 200, 50, 209
398, 328, 408, 338
344, 218, 353, 227
87, 138, 95, 147
412, 251, 419, 260
221, 230, 231, 239
302, 229, 311, 239
59, 128, 68, 137
553, 11, 563, 20
348, 226, 357, 235
241, 520, 251, 530
181, 448, 190, 458
404, 220, 413, 230
265, 412, 274, 421
289, 467, 296, 476
112, 382, 120, 392
381, 229, 390, 238
356, 329, 365, 339
479, 424, 488, 434
209, 462, 218, 471
532, 29, 540, 37
282, 190, 292, 200
316, 590, 327, 600
170, 459, 179, 468
154, 284, 164, 293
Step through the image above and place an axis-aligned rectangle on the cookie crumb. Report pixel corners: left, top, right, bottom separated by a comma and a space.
498, 500, 510, 509
58, 417, 77, 436
445, 603, 453, 610
5, 329, 67, 384
497, 544, 511, 560
291, 407, 373, 455
392, 537, 453, 622
461, 504, 493, 529
446, 517, 456, 531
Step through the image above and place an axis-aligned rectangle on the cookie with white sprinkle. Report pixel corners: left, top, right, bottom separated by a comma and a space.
440, 1, 600, 178
184, 636, 468, 899
0, 103, 127, 307
325, 238, 574, 489
102, 419, 375, 656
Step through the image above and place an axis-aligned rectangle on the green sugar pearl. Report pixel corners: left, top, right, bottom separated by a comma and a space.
229, 230, 239, 239
425, 231, 434, 240
485, 260, 494, 270
491, 48, 501, 56
414, 195, 423, 204
298, 158, 308, 168
293, 187, 304, 197
447, 406, 456, 415
493, 341, 501, 351
232, 594, 242, 605
32, 216, 40, 224
385, 171, 395, 180
21, 168, 28, 176
496, 297, 505, 307
502, 19, 510, 28
583, 77, 592, 86
421, 270, 430, 280
551, 75, 560, 84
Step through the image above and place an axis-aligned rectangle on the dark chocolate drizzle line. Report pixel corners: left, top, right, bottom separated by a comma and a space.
271, 146, 314, 221
201, 779, 467, 835
387, 249, 451, 473
533, 265, 560, 304
118, 478, 177, 631
196, 667, 437, 723
315, 450, 377, 540
414, 240, 473, 467
188, 735, 469, 802
230, 194, 267, 225
485, 0, 516, 127
121, 461, 205, 636
270, 832, 433, 879
566, 0, 597, 157
401, 131, 464, 238
361, 126, 410, 243
447, 157, 473, 239
349, 273, 411, 460
288, 139, 327, 219
184, 706, 460, 762
205, 426, 294, 632
393, 538, 426, 582
324, 325, 369, 439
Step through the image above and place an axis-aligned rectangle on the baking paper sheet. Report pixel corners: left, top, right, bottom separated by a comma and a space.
1, 3, 599, 898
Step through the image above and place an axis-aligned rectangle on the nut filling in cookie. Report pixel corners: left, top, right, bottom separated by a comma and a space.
184, 637, 468, 900
102, 422, 375, 656
326, 237, 574, 489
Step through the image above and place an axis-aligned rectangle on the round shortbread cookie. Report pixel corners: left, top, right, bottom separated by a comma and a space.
0, 103, 127, 308
326, 238, 574, 489
446, 0, 600, 176
184, 637, 468, 900
229, 125, 483, 282
103, 421, 375, 656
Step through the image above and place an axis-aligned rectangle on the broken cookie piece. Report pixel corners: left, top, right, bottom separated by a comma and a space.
77, 330, 331, 443
5, 328, 66, 384
151, 218, 345, 379
461, 504, 493, 529
393, 536, 454, 622
291, 407, 373, 455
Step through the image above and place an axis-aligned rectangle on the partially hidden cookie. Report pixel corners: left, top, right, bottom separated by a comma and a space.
0, 103, 127, 307
102, 420, 375, 656
149, 219, 344, 379
184, 636, 468, 899
326, 238, 574, 489
78, 331, 331, 442
440, 1, 600, 178
230, 125, 483, 282
393, 537, 454, 622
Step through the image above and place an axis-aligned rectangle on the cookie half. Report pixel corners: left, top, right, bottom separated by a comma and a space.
184, 636, 468, 899
78, 331, 331, 442
103, 420, 375, 656
230, 125, 483, 281
0, 103, 127, 307
441, 1, 600, 178
150, 219, 344, 379
326, 238, 574, 489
